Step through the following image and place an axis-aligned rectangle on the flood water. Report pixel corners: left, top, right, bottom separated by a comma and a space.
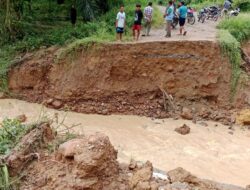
0, 99, 250, 187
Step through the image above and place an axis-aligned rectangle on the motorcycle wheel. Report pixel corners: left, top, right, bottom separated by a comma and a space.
202, 16, 206, 23
188, 17, 195, 25
213, 15, 219, 21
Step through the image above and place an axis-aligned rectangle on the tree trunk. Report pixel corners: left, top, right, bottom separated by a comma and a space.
5, 0, 12, 32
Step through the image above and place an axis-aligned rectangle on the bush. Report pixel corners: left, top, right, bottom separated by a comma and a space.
0, 119, 30, 155
218, 13, 250, 43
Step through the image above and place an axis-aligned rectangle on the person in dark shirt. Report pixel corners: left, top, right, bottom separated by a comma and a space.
70, 5, 77, 26
132, 4, 143, 41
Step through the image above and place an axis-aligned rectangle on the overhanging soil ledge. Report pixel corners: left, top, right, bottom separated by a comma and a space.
7, 41, 250, 122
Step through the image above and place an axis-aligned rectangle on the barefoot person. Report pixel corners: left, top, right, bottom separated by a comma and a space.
116, 5, 126, 41
178, 1, 187, 36
142, 2, 153, 36
132, 4, 143, 41
164, 1, 174, 38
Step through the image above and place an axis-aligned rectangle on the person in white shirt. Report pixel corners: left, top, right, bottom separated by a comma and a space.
116, 5, 126, 41
142, 2, 154, 36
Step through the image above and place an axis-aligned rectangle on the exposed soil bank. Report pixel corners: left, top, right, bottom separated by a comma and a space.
1, 99, 250, 187
7, 41, 250, 121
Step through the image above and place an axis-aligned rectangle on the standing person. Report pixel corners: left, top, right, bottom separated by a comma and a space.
70, 4, 77, 26
132, 4, 143, 41
178, 1, 187, 36
164, 1, 174, 38
116, 5, 126, 41
142, 2, 153, 36
222, 0, 232, 17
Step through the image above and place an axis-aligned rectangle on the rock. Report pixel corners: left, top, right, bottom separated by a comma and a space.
7, 123, 55, 176
58, 133, 119, 178
167, 167, 197, 183
57, 138, 86, 159
171, 182, 191, 190
175, 124, 190, 135
246, 185, 250, 190
180, 107, 193, 120
136, 181, 151, 190
199, 122, 208, 127
129, 161, 153, 189
46, 98, 53, 105
158, 184, 172, 190
236, 109, 250, 126
150, 181, 160, 190
102, 109, 109, 115
129, 159, 137, 170
16, 114, 27, 123
52, 100, 63, 109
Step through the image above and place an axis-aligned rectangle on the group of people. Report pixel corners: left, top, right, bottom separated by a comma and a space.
116, 2, 154, 41
115, 1, 188, 41
164, 0, 188, 38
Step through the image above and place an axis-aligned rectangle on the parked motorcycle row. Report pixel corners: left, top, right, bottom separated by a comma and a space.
198, 6, 240, 23
171, 4, 240, 29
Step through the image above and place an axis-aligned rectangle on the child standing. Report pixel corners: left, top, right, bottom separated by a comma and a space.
116, 5, 126, 41
132, 4, 143, 41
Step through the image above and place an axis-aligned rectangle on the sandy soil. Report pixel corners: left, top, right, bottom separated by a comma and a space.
133, 6, 218, 42
1, 99, 250, 187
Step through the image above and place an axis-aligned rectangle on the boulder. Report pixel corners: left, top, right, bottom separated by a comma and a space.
167, 167, 197, 183
15, 114, 27, 123
175, 124, 190, 135
236, 109, 250, 125
129, 161, 153, 189
180, 107, 193, 120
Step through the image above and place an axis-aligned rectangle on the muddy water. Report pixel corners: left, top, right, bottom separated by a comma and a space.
0, 99, 250, 187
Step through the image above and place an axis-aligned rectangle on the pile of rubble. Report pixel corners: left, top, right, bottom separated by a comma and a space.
2, 123, 249, 190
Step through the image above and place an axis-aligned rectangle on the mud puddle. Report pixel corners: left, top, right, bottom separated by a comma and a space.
0, 99, 250, 187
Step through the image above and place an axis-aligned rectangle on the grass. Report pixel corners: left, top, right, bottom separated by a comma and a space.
191, 0, 250, 11
0, 165, 11, 190
0, 119, 31, 190
216, 11, 250, 98
218, 30, 241, 97
218, 13, 250, 43
0, 119, 31, 155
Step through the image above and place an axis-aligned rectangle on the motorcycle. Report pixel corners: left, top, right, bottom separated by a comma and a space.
187, 7, 195, 25
206, 6, 221, 21
198, 8, 206, 23
229, 8, 240, 17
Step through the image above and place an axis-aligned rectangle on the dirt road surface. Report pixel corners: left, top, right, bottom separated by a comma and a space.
1, 99, 250, 187
134, 6, 218, 42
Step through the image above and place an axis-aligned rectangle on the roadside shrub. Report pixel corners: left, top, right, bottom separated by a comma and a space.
218, 14, 250, 43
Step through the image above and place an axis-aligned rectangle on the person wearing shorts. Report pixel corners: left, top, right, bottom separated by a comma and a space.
178, 1, 187, 36
116, 5, 126, 41
132, 4, 143, 41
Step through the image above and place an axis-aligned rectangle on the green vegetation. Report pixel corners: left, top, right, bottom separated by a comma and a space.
218, 30, 241, 96
0, 119, 31, 190
217, 13, 250, 96
0, 165, 11, 190
0, 119, 31, 155
218, 13, 250, 43
191, 0, 250, 10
